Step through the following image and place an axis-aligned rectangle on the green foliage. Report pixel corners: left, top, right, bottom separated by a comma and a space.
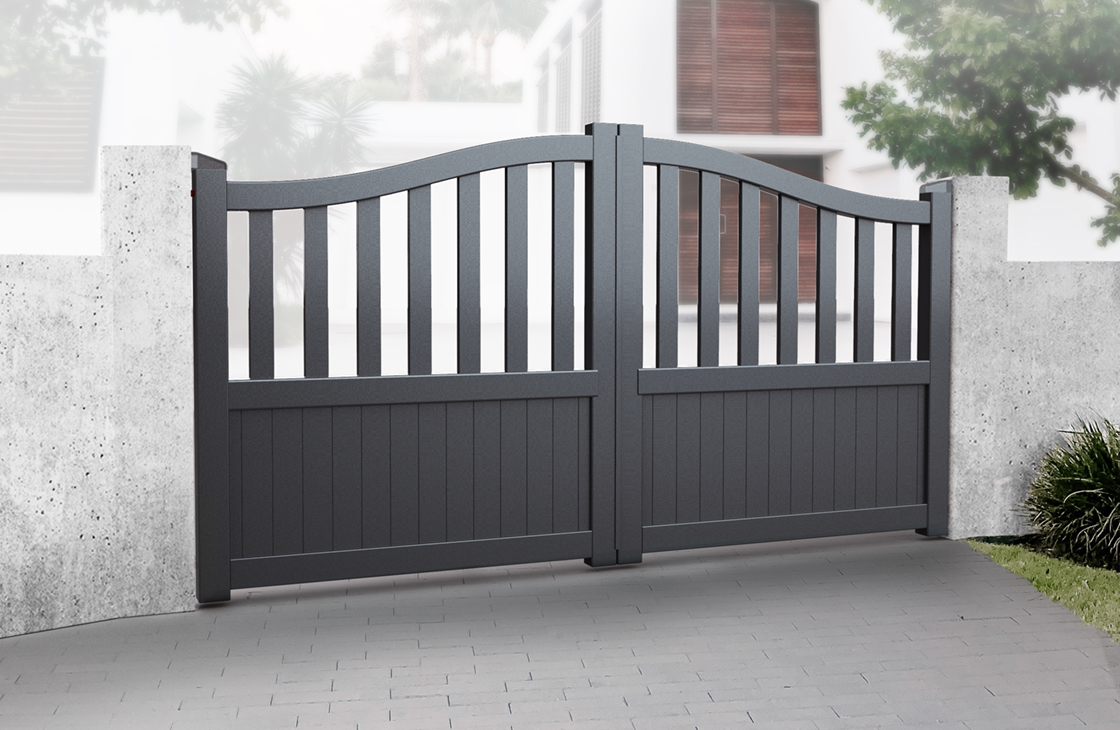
1022, 418, 1120, 572
968, 539, 1120, 642
1, 0, 286, 105
842, 0, 1120, 245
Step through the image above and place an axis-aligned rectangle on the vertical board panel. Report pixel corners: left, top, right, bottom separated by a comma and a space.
790, 389, 814, 514
854, 218, 875, 362
777, 197, 799, 364
552, 398, 579, 533
892, 224, 913, 361
651, 394, 678, 525
229, 411, 243, 559
272, 408, 303, 556
408, 186, 432, 375
698, 171, 721, 367
642, 395, 654, 526
816, 209, 837, 363
457, 175, 482, 375
745, 391, 770, 517
657, 165, 679, 368
526, 399, 554, 535
897, 384, 919, 506
357, 198, 382, 377
833, 388, 857, 510
738, 183, 760, 366
304, 205, 330, 378
811, 388, 835, 512
699, 392, 724, 521
722, 391, 747, 519
578, 397, 591, 532
875, 386, 899, 507
854, 387, 877, 509
361, 405, 391, 548
552, 163, 576, 371
390, 404, 420, 545
500, 399, 528, 537
474, 400, 501, 539
248, 210, 274, 380
302, 407, 333, 553
506, 165, 530, 373
241, 409, 273, 557
417, 403, 448, 544
445, 402, 475, 541
676, 393, 701, 523
768, 390, 792, 515
917, 385, 928, 505
332, 406, 362, 550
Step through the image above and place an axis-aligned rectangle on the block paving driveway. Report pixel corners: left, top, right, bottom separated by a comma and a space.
0, 531, 1118, 729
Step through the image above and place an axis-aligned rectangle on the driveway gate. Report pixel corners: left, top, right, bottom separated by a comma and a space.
192, 123, 950, 603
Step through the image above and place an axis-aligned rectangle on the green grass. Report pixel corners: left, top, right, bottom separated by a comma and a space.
968, 538, 1120, 643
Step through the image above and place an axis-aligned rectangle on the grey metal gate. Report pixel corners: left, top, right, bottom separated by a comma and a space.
192, 123, 950, 603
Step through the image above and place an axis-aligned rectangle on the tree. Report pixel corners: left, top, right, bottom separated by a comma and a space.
842, 0, 1120, 245
1, 0, 285, 106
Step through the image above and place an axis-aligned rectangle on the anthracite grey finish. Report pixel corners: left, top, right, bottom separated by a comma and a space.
192, 125, 951, 603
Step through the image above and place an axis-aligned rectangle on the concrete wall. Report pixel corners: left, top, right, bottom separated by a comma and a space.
0, 147, 196, 638
947, 176, 1120, 539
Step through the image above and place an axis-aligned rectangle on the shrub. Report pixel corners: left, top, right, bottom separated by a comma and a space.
1022, 418, 1120, 572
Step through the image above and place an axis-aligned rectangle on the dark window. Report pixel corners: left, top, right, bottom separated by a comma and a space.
677, 0, 821, 135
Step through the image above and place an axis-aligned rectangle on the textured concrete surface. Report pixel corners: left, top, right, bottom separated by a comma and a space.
0, 146, 196, 638
947, 176, 1120, 539
0, 531, 1117, 729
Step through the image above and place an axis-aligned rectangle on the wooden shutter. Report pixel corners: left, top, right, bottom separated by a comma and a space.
715, 0, 774, 134
775, 1, 821, 135
678, 0, 714, 133
677, 0, 820, 136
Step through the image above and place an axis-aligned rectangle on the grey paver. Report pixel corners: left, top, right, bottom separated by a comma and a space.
0, 531, 1117, 728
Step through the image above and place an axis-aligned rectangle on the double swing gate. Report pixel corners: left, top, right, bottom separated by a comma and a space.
192, 123, 950, 603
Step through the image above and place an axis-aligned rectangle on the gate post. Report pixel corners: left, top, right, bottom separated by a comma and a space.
192, 153, 232, 602
584, 123, 619, 566
917, 181, 952, 537
614, 124, 644, 565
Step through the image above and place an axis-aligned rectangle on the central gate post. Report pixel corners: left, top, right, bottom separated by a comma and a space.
614, 124, 645, 565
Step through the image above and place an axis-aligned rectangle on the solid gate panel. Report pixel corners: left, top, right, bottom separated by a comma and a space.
897, 385, 920, 506
578, 397, 591, 532
272, 408, 304, 556
445, 401, 475, 541
241, 409, 273, 558
811, 388, 835, 513
699, 392, 724, 522
651, 394, 677, 526
333, 406, 362, 550
833, 387, 857, 511
722, 390, 747, 520
790, 389, 814, 515
876, 386, 899, 508
552, 398, 580, 533
361, 405, 391, 548
854, 387, 877, 509
417, 402, 448, 544
303, 407, 333, 553
390, 404, 420, 546
768, 390, 793, 516
229, 411, 243, 560
501, 399, 529, 537
473, 401, 501, 539
676, 393, 701, 523
745, 390, 770, 517
526, 399, 554, 535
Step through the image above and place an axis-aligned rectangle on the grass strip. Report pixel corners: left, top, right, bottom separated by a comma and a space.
967, 539, 1120, 643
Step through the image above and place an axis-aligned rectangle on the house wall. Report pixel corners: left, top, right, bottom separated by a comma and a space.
948, 176, 1120, 538
0, 147, 196, 638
